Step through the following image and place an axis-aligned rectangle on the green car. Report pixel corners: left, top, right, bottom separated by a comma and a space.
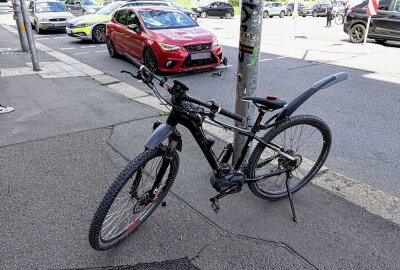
66, 1, 126, 43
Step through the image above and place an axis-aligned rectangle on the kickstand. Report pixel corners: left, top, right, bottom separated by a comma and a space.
286, 171, 297, 222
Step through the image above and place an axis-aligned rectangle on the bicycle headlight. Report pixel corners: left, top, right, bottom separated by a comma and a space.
159, 43, 181, 51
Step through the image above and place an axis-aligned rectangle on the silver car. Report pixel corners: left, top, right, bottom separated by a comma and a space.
263, 2, 286, 18
64, 0, 101, 16
29, 0, 74, 34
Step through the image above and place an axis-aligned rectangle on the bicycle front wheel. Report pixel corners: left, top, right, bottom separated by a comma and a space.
246, 115, 331, 200
89, 147, 179, 250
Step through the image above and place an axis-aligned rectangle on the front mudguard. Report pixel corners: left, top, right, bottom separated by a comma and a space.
145, 123, 182, 152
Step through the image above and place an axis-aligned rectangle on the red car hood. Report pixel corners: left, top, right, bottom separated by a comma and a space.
150, 27, 214, 45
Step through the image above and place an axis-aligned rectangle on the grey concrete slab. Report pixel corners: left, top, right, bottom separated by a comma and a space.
0, 25, 58, 68
0, 128, 313, 270
108, 116, 400, 270
0, 74, 157, 147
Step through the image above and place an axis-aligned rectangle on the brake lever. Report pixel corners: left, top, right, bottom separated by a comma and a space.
121, 70, 141, 80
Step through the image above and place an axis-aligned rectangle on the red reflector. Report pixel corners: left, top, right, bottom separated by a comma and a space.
267, 96, 277, 100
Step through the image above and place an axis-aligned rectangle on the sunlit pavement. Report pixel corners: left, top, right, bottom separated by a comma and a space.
198, 16, 400, 79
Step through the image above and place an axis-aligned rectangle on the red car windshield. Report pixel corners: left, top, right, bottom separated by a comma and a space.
139, 10, 197, 30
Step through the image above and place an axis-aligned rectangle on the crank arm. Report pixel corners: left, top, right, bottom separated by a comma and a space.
210, 186, 239, 213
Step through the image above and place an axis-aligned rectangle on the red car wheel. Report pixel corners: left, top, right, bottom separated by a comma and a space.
143, 47, 158, 72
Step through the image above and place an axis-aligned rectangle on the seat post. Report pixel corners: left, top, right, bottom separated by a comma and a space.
251, 109, 266, 134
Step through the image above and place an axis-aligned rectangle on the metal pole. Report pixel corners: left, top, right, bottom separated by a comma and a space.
292, 0, 298, 39
363, 16, 371, 46
12, 0, 29, 52
232, 0, 263, 165
19, 0, 41, 71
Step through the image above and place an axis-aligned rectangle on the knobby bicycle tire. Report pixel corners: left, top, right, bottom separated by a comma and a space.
246, 115, 332, 200
89, 147, 179, 251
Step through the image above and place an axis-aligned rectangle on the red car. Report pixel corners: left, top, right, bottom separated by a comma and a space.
106, 6, 225, 73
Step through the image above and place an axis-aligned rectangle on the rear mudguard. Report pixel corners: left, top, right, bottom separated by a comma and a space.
145, 123, 182, 152
276, 72, 348, 122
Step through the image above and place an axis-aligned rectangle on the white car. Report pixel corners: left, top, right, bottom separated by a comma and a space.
263, 2, 286, 18
28, 0, 74, 34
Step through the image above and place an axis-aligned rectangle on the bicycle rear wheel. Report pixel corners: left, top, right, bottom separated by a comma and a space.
89, 147, 179, 250
335, 14, 344, 25
246, 115, 331, 200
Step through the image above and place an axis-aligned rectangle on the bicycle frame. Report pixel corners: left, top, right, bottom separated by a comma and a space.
143, 71, 348, 185
145, 105, 296, 184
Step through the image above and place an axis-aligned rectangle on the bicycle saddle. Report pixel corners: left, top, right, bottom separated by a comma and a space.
242, 96, 287, 111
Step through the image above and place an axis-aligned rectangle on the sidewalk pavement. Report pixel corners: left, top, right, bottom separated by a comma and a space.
1, 24, 400, 270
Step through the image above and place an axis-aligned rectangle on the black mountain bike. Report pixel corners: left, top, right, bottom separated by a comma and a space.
89, 53, 348, 251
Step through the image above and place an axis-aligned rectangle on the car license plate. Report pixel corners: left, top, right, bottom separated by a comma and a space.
191, 52, 211, 60
66, 29, 72, 34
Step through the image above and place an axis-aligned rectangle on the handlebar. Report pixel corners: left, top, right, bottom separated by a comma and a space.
123, 53, 243, 123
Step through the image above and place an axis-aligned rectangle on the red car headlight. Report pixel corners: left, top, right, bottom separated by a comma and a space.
159, 43, 181, 52
212, 38, 219, 46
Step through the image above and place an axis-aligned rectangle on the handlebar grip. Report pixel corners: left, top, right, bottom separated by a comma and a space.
123, 52, 142, 69
219, 108, 243, 122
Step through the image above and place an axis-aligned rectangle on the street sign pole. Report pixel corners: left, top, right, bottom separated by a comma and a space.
19, 0, 41, 71
12, 0, 29, 52
364, 0, 379, 46
363, 16, 371, 46
232, 0, 264, 165
292, 0, 298, 39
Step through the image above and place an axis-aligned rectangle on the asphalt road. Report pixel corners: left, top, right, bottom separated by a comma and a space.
2, 4, 399, 198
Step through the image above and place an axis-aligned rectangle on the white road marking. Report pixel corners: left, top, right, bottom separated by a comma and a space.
54, 36, 67, 39
73, 52, 90, 55
276, 56, 287, 59
95, 50, 107, 53
259, 58, 273, 62
60, 47, 76, 50
80, 45, 96, 48
100, 44, 106, 47
35, 38, 50, 41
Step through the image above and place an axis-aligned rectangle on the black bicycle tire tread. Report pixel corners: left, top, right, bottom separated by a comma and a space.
89, 148, 179, 250
246, 115, 331, 201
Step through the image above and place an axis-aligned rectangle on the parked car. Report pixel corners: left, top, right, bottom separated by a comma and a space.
66, 1, 126, 42
28, 0, 73, 34
195, 1, 234, 19
122, 0, 197, 21
64, 0, 101, 16
344, 0, 399, 43
106, 6, 225, 72
285, 2, 304, 16
263, 2, 286, 18
300, 3, 328, 17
